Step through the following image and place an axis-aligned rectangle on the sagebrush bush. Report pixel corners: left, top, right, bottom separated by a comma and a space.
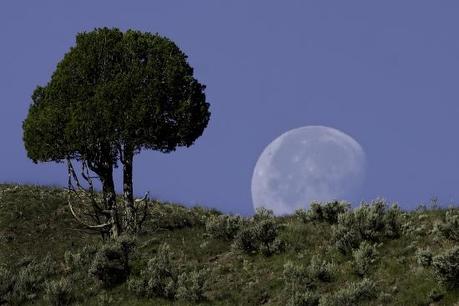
436, 208, 459, 241
13, 254, 56, 303
148, 203, 197, 231
96, 292, 115, 306
294, 208, 309, 223
232, 208, 284, 256
88, 235, 135, 288
45, 278, 74, 306
308, 201, 350, 224
232, 219, 284, 256
307, 255, 335, 282
232, 225, 258, 253
175, 268, 209, 302
352, 241, 379, 277
63, 245, 99, 272
283, 261, 315, 295
128, 243, 177, 298
0, 267, 14, 303
416, 248, 433, 267
319, 278, 377, 306
333, 200, 402, 254
287, 290, 320, 306
432, 246, 459, 288
253, 207, 275, 221
205, 214, 245, 240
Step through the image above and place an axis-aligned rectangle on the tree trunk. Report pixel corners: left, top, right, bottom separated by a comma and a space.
91, 162, 121, 239
122, 147, 136, 233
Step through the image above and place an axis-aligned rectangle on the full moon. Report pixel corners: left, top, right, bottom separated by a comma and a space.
251, 126, 366, 215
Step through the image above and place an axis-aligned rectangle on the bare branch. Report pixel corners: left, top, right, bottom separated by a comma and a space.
66, 158, 113, 230
67, 193, 113, 229
135, 191, 150, 204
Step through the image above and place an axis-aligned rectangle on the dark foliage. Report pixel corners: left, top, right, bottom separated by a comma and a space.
89, 235, 136, 288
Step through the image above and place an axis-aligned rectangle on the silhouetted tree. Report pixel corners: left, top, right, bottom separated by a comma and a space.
23, 28, 210, 237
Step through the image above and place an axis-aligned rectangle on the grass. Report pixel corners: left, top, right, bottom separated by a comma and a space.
1, 183, 459, 305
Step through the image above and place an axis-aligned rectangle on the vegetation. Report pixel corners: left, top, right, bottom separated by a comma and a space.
22, 27, 210, 238
1, 184, 459, 305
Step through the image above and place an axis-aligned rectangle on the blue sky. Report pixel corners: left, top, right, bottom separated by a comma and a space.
1, 1, 459, 215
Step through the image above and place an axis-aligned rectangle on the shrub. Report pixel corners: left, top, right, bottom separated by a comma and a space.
383, 204, 403, 238
45, 278, 74, 306
232, 209, 285, 256
190, 206, 221, 226
428, 288, 445, 302
416, 248, 433, 267
352, 241, 379, 277
0, 267, 14, 303
432, 246, 459, 288
287, 290, 320, 306
283, 261, 315, 295
232, 219, 284, 256
319, 278, 377, 306
97, 292, 115, 305
309, 201, 350, 224
13, 254, 56, 302
148, 203, 196, 231
333, 200, 402, 254
307, 255, 335, 282
88, 235, 135, 288
175, 268, 209, 302
128, 243, 177, 298
253, 207, 275, 221
232, 226, 258, 254
205, 214, 245, 240
295, 208, 310, 223
436, 208, 459, 241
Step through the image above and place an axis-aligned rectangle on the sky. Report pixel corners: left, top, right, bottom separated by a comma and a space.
1, 1, 459, 215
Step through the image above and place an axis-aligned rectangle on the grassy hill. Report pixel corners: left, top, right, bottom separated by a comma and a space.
0, 184, 459, 305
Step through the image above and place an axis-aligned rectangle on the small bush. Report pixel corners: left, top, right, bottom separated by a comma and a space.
416, 248, 433, 267
333, 200, 402, 254
283, 261, 315, 295
63, 246, 100, 273
295, 208, 310, 223
175, 268, 209, 302
432, 246, 459, 288
13, 254, 56, 302
307, 255, 335, 282
88, 235, 135, 288
232, 209, 284, 256
97, 292, 115, 305
0, 267, 15, 303
148, 203, 196, 230
253, 207, 275, 221
232, 226, 258, 254
383, 204, 403, 238
205, 214, 245, 240
436, 208, 459, 241
45, 278, 74, 306
128, 243, 177, 298
287, 290, 320, 306
319, 278, 377, 306
352, 241, 379, 277
309, 201, 350, 224
428, 288, 445, 302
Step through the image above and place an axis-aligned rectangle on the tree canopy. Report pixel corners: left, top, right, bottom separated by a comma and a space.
23, 27, 210, 167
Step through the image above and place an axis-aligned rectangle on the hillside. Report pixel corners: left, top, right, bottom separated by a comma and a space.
0, 184, 458, 305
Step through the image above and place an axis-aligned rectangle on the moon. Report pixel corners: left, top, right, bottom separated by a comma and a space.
251, 126, 366, 215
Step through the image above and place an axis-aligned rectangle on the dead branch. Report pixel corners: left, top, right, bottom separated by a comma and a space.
67, 158, 113, 231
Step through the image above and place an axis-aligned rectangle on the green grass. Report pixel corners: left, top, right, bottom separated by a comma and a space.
1, 184, 459, 305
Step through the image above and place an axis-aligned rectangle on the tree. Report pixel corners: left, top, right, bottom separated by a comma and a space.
23, 28, 210, 238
